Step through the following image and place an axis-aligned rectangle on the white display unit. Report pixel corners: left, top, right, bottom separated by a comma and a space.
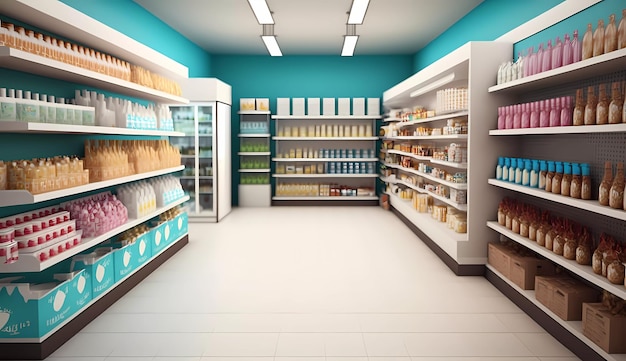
169, 78, 232, 222
0, 2, 191, 358
238, 110, 271, 207
381, 41, 511, 272
271, 114, 380, 204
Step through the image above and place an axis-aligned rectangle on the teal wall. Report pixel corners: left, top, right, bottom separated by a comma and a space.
413, 0, 564, 72
212, 55, 413, 204
60, 0, 212, 77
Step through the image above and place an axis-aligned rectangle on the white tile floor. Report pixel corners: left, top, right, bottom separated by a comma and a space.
48, 206, 581, 361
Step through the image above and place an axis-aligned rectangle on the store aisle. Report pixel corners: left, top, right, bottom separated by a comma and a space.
49, 207, 580, 361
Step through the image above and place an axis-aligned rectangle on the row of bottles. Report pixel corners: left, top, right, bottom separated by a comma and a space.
1, 156, 89, 194
582, 11, 626, 60
0, 88, 95, 125
599, 161, 626, 210
497, 97, 573, 129
573, 82, 626, 125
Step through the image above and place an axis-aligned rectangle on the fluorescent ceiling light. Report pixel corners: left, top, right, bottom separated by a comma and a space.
262, 35, 282, 56
248, 0, 274, 24
341, 35, 359, 56
410, 73, 456, 98
348, 0, 370, 24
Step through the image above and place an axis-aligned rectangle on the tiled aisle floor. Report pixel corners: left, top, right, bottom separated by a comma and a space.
49, 207, 580, 361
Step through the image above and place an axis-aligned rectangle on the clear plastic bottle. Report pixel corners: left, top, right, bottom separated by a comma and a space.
605, 14, 618, 53
593, 19, 605, 57
597, 83, 609, 125
584, 86, 597, 125
573, 89, 585, 125
562, 33, 573, 66
546, 161, 556, 192
582, 23, 594, 60
571, 163, 582, 199
609, 161, 624, 209
539, 160, 548, 189
552, 161, 564, 194
599, 161, 613, 206
608, 81, 623, 124
619, 9, 626, 50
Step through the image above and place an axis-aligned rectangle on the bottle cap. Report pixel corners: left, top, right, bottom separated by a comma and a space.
572, 163, 581, 175
556, 161, 563, 173
548, 161, 555, 172
540, 160, 547, 171
581, 163, 590, 176
563, 162, 571, 174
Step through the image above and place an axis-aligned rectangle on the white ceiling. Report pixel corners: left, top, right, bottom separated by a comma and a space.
134, 0, 484, 56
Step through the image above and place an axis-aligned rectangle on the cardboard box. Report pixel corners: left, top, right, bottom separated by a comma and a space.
71, 248, 115, 299
488, 242, 512, 279
110, 232, 151, 283
307, 98, 320, 116
292, 98, 305, 116
256, 98, 269, 111
277, 98, 290, 115
169, 212, 188, 241
352, 98, 365, 116
582, 302, 626, 354
150, 220, 172, 256
240, 98, 256, 111
0, 270, 91, 338
509, 255, 555, 290
367, 97, 380, 115
338, 98, 350, 115
323, 98, 335, 115
535, 275, 600, 320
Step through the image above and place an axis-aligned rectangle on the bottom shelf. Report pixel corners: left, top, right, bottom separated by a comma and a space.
272, 196, 378, 201
0, 234, 189, 360
485, 264, 626, 361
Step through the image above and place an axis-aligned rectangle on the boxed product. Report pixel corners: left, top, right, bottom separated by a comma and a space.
292, 98, 305, 116
535, 275, 600, 321
71, 248, 115, 299
169, 212, 188, 240
277, 98, 290, 115
109, 232, 151, 282
307, 98, 320, 116
240, 98, 256, 111
488, 242, 512, 279
256, 98, 269, 111
508, 255, 555, 290
0, 269, 91, 338
150, 220, 172, 255
338, 98, 350, 115
367, 97, 380, 115
582, 302, 626, 354
352, 98, 365, 116
323, 98, 335, 116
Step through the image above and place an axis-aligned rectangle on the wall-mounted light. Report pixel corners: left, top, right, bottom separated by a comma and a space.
342, 24, 358, 57
262, 24, 282, 56
348, 0, 370, 25
409, 73, 456, 98
247, 0, 274, 24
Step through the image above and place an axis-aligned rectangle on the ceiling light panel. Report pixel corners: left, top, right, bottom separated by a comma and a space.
341, 35, 359, 56
348, 0, 370, 24
248, 0, 274, 24
262, 35, 282, 56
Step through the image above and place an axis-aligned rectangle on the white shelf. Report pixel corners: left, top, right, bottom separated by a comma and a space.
0, 165, 185, 207
273, 158, 378, 162
383, 117, 402, 122
489, 48, 626, 94
238, 169, 271, 173
239, 152, 271, 156
385, 164, 467, 190
487, 265, 626, 361
487, 221, 626, 300
273, 136, 378, 141
382, 176, 467, 211
430, 159, 468, 169
0, 196, 189, 273
0, 47, 188, 104
272, 196, 378, 201
238, 110, 271, 115
387, 192, 468, 242
489, 123, 626, 136
488, 179, 626, 221
238, 134, 271, 138
392, 134, 468, 140
271, 115, 381, 120
273, 173, 378, 178
0, 121, 185, 136
387, 150, 433, 161
395, 111, 469, 128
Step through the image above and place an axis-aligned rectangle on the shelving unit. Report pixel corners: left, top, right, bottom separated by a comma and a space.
0, 121, 185, 136
271, 113, 380, 205
381, 41, 511, 273
489, 123, 626, 136
238, 110, 271, 207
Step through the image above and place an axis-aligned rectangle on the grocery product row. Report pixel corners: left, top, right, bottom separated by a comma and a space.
240, 159, 270, 170
383, 143, 468, 167
573, 83, 625, 125
384, 118, 468, 136
240, 173, 270, 185
275, 97, 380, 116
382, 162, 467, 187
436, 88, 468, 114
496, 96, 574, 129
277, 123, 374, 138
0, 206, 187, 339
240, 121, 269, 134
275, 147, 376, 160
275, 162, 376, 175
275, 182, 375, 197
383, 171, 467, 205
0, 19, 181, 96
240, 139, 269, 153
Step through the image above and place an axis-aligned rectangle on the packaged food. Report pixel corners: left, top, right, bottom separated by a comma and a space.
599, 161, 613, 206
609, 162, 624, 209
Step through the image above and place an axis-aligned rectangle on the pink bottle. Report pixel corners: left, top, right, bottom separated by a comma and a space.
562, 33, 573, 66
552, 37, 563, 69
513, 104, 521, 128
549, 98, 560, 127
560, 96, 573, 126
542, 40, 553, 73
527, 47, 536, 76
536, 43, 544, 74
505, 105, 513, 129
530, 101, 540, 128
539, 100, 549, 127
497, 107, 505, 129
521, 103, 530, 128
572, 30, 582, 63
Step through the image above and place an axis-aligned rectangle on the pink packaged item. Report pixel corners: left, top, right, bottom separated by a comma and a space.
0, 241, 18, 264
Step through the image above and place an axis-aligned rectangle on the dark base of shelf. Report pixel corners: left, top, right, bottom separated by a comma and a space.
272, 200, 379, 206
390, 206, 484, 276
485, 267, 605, 361
1, 235, 189, 360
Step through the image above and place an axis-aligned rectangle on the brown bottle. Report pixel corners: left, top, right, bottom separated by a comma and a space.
609, 162, 624, 209
605, 14, 618, 53
609, 82, 624, 124
597, 83, 609, 124
583, 23, 594, 60
619, 9, 626, 50
593, 19, 605, 57
573, 88, 585, 125
599, 161, 613, 206
584, 86, 597, 125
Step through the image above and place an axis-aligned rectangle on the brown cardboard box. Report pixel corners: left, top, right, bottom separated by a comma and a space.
582, 302, 626, 354
509, 255, 555, 290
488, 243, 512, 279
535, 276, 600, 321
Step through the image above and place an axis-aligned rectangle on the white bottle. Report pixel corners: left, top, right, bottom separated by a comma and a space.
20, 90, 40, 122
0, 88, 16, 121
47, 95, 56, 123
38, 93, 47, 123
55, 97, 67, 124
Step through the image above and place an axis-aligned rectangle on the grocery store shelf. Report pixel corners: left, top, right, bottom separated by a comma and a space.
239, 152, 271, 156
486, 264, 626, 361
488, 179, 626, 221
0, 165, 185, 207
392, 134, 468, 140
0, 121, 185, 136
272, 196, 378, 201
487, 221, 626, 300
382, 175, 467, 211
0, 46, 188, 104
488, 47, 626, 94
387, 149, 433, 161
394, 110, 469, 128
272, 158, 378, 162
273, 136, 378, 141
430, 159, 467, 169
238, 133, 271, 138
271, 115, 381, 120
386, 164, 467, 190
383, 117, 402, 122
489, 123, 626, 135
273, 173, 378, 178
238, 110, 271, 115
0, 196, 189, 273
238, 169, 271, 173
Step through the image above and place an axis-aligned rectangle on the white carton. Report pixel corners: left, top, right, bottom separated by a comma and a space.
292, 98, 305, 116
277, 98, 290, 115
323, 98, 335, 116
367, 98, 380, 115
307, 98, 320, 116
352, 98, 365, 116
337, 98, 350, 116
